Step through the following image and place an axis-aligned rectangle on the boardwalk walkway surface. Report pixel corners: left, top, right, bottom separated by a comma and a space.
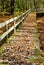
0, 13, 43, 65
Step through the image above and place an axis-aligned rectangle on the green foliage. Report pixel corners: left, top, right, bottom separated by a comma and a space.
0, 0, 30, 15
0, 0, 44, 15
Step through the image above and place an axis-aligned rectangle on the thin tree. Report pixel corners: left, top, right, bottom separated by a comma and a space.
10, 0, 15, 14
33, 0, 37, 11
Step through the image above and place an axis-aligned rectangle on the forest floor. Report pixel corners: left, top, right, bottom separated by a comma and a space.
0, 14, 15, 23
0, 11, 23, 23
0, 12, 44, 65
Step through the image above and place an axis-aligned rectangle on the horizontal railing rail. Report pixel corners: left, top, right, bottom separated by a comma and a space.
0, 9, 31, 42
0, 10, 30, 28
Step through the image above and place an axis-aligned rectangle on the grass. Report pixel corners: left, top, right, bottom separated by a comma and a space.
29, 55, 42, 63
0, 63, 9, 65
0, 34, 3, 36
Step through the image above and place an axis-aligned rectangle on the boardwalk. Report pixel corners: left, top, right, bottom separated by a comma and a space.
0, 13, 43, 65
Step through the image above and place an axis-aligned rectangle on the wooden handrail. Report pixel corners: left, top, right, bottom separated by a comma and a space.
0, 10, 30, 28
0, 9, 31, 41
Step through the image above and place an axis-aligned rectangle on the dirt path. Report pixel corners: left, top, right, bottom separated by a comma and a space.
0, 13, 43, 65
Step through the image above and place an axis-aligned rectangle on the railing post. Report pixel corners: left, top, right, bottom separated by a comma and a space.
14, 20, 16, 33
6, 24, 8, 43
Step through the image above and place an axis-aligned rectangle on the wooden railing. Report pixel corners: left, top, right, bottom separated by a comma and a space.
0, 9, 31, 42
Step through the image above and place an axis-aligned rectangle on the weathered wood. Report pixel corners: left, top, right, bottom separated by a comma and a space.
0, 10, 30, 28
0, 10, 30, 41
